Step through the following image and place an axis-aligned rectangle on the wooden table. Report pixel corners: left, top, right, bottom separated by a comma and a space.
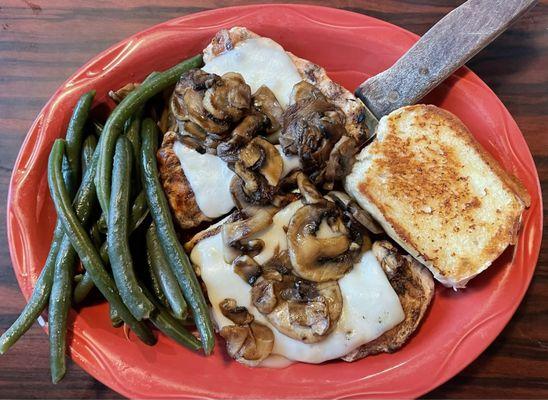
0, 1, 546, 398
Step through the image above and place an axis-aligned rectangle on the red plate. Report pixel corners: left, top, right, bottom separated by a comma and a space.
6, 4, 542, 398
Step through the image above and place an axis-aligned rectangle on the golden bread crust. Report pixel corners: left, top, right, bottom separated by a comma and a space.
346, 104, 529, 287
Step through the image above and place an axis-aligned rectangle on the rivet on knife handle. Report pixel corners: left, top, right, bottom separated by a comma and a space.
355, 0, 537, 120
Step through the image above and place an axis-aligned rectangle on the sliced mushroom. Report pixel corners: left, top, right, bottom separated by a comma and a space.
221, 206, 277, 263
372, 240, 403, 279
203, 72, 251, 121
217, 114, 269, 163
251, 278, 278, 314
243, 137, 283, 186
262, 250, 292, 276
287, 201, 361, 282
175, 121, 209, 153
251, 274, 342, 343
220, 322, 275, 367
280, 82, 346, 184
295, 171, 323, 205
252, 86, 283, 133
326, 191, 383, 235
171, 69, 251, 136
219, 298, 255, 325
289, 80, 323, 104
233, 255, 262, 285
320, 136, 360, 190
231, 137, 284, 205
218, 301, 274, 367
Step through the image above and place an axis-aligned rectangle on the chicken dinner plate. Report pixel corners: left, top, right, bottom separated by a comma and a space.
6, 4, 542, 398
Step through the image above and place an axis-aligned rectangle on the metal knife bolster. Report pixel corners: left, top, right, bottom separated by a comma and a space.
355, 0, 537, 132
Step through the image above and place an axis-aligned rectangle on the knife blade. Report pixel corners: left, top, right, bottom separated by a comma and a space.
355, 0, 537, 136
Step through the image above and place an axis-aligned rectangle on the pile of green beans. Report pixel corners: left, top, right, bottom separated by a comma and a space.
0, 54, 214, 383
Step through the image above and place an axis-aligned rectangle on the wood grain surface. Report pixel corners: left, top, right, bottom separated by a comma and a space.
0, 1, 546, 398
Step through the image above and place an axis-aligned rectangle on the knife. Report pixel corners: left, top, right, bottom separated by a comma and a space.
354, 0, 537, 135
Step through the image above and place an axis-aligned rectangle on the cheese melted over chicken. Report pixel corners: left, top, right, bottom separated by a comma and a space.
171, 37, 303, 218
202, 37, 302, 108
191, 200, 405, 364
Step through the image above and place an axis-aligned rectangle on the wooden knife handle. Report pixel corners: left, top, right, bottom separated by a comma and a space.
355, 0, 536, 119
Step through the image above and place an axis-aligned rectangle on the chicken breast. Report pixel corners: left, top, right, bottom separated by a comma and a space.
342, 246, 434, 361
158, 27, 369, 230
203, 27, 369, 143
157, 131, 211, 229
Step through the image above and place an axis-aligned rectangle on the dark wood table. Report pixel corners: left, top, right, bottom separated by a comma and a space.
1, 1, 546, 398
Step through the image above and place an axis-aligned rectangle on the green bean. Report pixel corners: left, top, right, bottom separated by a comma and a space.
146, 224, 187, 319
108, 137, 154, 320
48, 139, 156, 345
142, 286, 200, 351
149, 306, 201, 351
49, 141, 102, 380
141, 118, 214, 355
125, 115, 142, 193
145, 242, 170, 310
64, 91, 95, 193
97, 213, 107, 234
95, 54, 203, 215
0, 240, 58, 354
81, 135, 98, 178
125, 116, 141, 162
73, 190, 149, 303
92, 121, 104, 137
0, 92, 94, 355
48, 110, 92, 381
109, 306, 123, 328
48, 236, 77, 384
128, 190, 149, 230
89, 221, 103, 252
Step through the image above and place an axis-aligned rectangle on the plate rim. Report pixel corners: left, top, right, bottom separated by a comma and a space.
6, 4, 543, 398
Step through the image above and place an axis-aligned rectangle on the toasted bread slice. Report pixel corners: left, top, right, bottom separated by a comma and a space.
345, 105, 530, 288
342, 249, 434, 362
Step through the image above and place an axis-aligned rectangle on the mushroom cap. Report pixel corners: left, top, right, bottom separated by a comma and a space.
221, 206, 277, 263
171, 69, 252, 137
220, 322, 275, 367
252, 85, 284, 133
287, 201, 360, 282
372, 240, 404, 279
251, 274, 343, 343
280, 82, 346, 181
231, 137, 284, 205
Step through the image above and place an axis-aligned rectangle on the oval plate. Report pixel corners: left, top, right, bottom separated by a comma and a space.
6, 4, 542, 399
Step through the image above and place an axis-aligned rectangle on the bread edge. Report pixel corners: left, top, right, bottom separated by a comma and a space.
345, 105, 529, 289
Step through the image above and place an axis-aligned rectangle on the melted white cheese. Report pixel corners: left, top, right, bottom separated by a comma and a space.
173, 142, 301, 219
202, 37, 302, 108
190, 201, 405, 364
173, 141, 235, 218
